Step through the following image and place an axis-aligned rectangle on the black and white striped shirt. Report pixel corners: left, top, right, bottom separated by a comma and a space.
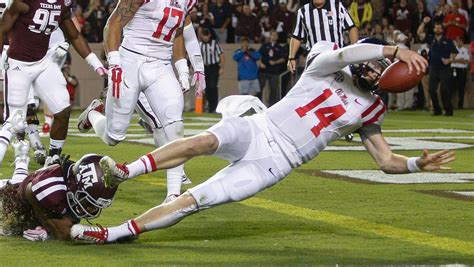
200, 40, 224, 65
292, 0, 355, 49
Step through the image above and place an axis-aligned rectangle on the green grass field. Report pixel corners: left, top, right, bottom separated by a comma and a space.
0, 109, 473, 265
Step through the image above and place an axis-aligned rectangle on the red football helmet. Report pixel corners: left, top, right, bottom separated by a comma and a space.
66, 154, 118, 219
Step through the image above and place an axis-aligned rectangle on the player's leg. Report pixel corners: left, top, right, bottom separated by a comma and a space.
10, 139, 30, 185
0, 59, 33, 163
33, 60, 71, 163
75, 141, 288, 243
143, 64, 188, 200
24, 90, 47, 164
101, 115, 253, 190
83, 58, 141, 146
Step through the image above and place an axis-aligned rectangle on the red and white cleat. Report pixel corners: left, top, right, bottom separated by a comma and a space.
77, 99, 104, 133
99, 156, 129, 188
70, 224, 108, 244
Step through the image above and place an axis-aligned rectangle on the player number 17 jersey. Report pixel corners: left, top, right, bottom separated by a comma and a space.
121, 0, 196, 60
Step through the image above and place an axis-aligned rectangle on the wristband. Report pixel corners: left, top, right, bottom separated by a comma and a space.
288, 57, 296, 60
393, 46, 399, 58
174, 58, 189, 74
85, 53, 104, 70
107, 51, 121, 66
407, 157, 421, 173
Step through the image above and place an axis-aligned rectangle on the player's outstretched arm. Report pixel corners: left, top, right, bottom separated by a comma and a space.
362, 133, 456, 174
23, 183, 75, 241
306, 44, 427, 77
0, 0, 27, 53
61, 11, 106, 76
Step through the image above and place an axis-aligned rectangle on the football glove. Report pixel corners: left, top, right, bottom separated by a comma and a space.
23, 226, 49, 242
191, 71, 206, 97
175, 59, 190, 93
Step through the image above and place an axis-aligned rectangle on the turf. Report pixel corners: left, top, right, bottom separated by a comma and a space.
0, 109, 473, 265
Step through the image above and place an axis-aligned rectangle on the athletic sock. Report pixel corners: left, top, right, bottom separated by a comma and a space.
106, 220, 140, 242
89, 110, 110, 144
166, 166, 184, 196
0, 129, 12, 164
49, 139, 65, 156
25, 124, 43, 149
11, 159, 29, 184
126, 153, 157, 178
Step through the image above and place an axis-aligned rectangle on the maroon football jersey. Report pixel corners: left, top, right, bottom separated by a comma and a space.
18, 165, 69, 217
7, 0, 72, 62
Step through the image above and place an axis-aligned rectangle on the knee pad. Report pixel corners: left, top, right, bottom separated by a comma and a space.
161, 120, 184, 143
26, 104, 39, 125
160, 102, 183, 126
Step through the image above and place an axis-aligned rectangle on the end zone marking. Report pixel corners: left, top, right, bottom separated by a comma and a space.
243, 197, 474, 255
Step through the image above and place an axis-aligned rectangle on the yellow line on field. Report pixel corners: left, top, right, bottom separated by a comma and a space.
243, 197, 474, 255
136, 177, 167, 187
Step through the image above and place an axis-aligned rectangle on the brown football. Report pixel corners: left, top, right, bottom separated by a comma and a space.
378, 61, 424, 93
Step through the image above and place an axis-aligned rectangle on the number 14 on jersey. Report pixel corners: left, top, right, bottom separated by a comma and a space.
295, 89, 347, 137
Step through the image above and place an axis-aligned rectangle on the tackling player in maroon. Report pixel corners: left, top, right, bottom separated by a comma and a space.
0, 0, 106, 166
0, 152, 117, 241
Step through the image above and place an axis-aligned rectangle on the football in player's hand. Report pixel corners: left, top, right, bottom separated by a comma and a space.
378, 61, 424, 93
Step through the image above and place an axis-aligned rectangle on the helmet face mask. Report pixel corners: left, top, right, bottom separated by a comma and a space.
350, 37, 392, 92
66, 154, 117, 220
351, 59, 391, 92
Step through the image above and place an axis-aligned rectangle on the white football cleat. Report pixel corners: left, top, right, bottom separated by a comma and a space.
11, 139, 30, 163
9, 110, 27, 134
70, 224, 108, 244
32, 143, 47, 165
181, 174, 192, 185
44, 154, 61, 167
77, 99, 104, 133
100, 156, 129, 188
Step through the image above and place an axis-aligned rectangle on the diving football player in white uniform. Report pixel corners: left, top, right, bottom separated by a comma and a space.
71, 40, 455, 244
77, 0, 205, 202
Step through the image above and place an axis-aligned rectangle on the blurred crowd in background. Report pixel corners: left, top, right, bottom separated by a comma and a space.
73, 0, 473, 45
69, 0, 473, 113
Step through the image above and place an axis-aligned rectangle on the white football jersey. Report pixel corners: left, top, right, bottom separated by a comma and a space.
265, 43, 386, 167
122, 0, 196, 60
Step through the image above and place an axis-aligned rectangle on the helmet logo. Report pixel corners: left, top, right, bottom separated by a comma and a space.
77, 163, 98, 189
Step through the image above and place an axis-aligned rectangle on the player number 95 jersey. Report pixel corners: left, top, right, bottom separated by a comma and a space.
122, 0, 196, 60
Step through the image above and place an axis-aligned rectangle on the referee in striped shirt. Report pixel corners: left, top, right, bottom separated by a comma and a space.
288, 0, 358, 73
200, 29, 225, 113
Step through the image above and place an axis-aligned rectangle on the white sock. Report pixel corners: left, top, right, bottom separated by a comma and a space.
25, 124, 43, 149
106, 220, 140, 242
89, 110, 111, 144
11, 159, 29, 184
127, 153, 156, 178
44, 115, 53, 125
0, 129, 12, 164
167, 166, 183, 196
49, 138, 65, 150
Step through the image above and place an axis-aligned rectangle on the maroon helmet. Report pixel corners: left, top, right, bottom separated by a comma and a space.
66, 154, 118, 220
